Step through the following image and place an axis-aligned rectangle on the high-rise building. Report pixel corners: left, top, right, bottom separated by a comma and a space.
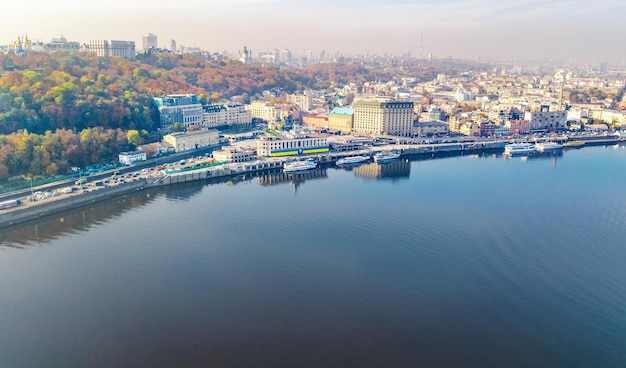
170, 39, 177, 52
279, 49, 291, 64
142, 33, 157, 50
353, 100, 415, 136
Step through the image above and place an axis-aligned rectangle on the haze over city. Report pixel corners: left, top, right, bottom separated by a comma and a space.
2, 0, 625, 63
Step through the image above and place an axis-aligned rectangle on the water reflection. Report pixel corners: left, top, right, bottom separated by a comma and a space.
0, 148, 572, 247
353, 160, 411, 181
257, 168, 328, 192
0, 183, 205, 248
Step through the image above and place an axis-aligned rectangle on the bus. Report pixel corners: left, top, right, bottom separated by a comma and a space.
0, 199, 21, 210
75, 178, 87, 185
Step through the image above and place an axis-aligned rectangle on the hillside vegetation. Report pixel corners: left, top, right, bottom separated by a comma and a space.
0, 52, 395, 180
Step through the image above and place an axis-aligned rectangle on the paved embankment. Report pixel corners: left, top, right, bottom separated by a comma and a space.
0, 179, 147, 229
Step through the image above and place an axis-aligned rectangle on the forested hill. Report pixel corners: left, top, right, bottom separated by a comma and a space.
0, 52, 392, 136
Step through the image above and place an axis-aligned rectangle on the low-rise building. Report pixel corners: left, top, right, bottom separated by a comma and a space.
302, 114, 329, 129
212, 146, 256, 163
412, 120, 449, 136
256, 131, 329, 157
506, 119, 531, 135
162, 129, 220, 152
119, 151, 147, 165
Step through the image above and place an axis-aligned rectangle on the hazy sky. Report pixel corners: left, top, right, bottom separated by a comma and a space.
2, 0, 625, 62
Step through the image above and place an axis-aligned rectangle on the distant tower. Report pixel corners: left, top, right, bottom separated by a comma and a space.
142, 33, 157, 50
170, 39, 177, 52
239, 45, 252, 64
420, 33, 424, 59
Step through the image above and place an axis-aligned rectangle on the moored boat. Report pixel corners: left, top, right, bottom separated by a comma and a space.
283, 158, 317, 173
535, 142, 563, 152
373, 151, 401, 163
336, 156, 370, 166
504, 143, 536, 156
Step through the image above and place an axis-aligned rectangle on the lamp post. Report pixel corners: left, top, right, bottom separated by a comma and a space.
27, 177, 34, 202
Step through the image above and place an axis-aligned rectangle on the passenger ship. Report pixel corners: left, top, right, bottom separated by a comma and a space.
283, 159, 317, 173
504, 143, 536, 156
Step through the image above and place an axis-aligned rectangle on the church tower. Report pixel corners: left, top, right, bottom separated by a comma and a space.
239, 45, 252, 64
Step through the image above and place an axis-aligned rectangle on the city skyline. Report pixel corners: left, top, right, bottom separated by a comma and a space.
2, 0, 626, 63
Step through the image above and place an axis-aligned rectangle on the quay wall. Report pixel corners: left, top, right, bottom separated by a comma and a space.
0, 179, 147, 229
150, 161, 284, 187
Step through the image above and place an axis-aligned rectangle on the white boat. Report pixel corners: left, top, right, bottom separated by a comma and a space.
373, 151, 401, 163
283, 159, 317, 173
504, 143, 536, 156
535, 142, 563, 152
336, 156, 370, 166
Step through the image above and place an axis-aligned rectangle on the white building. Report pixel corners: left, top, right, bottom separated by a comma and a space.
256, 132, 329, 157
88, 40, 135, 59
212, 146, 256, 163
154, 94, 203, 130
288, 93, 313, 111
162, 129, 220, 152
246, 101, 280, 122
353, 100, 415, 137
119, 151, 146, 165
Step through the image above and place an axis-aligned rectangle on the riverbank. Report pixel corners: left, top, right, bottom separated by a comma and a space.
1, 136, 622, 229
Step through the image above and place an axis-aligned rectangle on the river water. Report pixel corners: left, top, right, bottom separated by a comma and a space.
1, 146, 626, 367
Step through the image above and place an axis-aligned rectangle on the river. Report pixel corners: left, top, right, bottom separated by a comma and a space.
1, 145, 626, 367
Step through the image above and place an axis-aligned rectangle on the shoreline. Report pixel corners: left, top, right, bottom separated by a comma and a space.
0, 137, 622, 230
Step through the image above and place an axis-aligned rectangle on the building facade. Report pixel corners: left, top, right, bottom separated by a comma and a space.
162, 129, 220, 152
155, 94, 203, 129
202, 104, 251, 128
506, 119, 531, 135
119, 151, 146, 165
524, 110, 567, 132
353, 100, 415, 136
88, 40, 135, 59
413, 120, 449, 136
256, 133, 329, 157
246, 101, 279, 122
212, 147, 256, 163
302, 114, 329, 129
288, 93, 313, 111
327, 107, 354, 133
